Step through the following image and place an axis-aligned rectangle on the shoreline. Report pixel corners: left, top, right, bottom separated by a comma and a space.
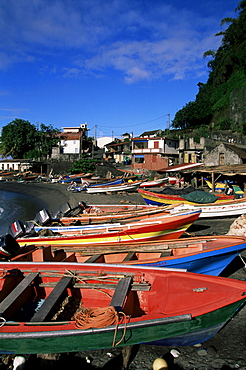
0, 182, 146, 215
0, 181, 239, 236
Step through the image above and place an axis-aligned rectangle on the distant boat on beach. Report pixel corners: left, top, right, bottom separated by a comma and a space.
138, 188, 246, 218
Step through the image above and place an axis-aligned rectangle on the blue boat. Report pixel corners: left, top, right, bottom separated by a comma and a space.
11, 235, 246, 277
88, 177, 123, 187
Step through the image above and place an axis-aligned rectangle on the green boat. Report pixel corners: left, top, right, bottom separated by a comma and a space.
0, 261, 245, 354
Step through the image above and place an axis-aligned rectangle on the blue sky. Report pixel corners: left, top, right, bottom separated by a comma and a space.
0, 0, 240, 138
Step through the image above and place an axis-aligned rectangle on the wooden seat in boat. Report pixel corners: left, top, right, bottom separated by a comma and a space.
30, 275, 73, 322
0, 272, 39, 319
110, 276, 132, 312
122, 252, 136, 262
84, 254, 103, 263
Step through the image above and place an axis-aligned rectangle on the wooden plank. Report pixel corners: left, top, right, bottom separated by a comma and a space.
0, 272, 39, 316
30, 276, 73, 322
161, 250, 172, 257
122, 251, 136, 262
39, 281, 151, 291
84, 254, 103, 263
77, 240, 213, 256
110, 276, 132, 311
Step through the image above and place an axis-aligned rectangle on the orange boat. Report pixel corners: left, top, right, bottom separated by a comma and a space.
15, 209, 201, 247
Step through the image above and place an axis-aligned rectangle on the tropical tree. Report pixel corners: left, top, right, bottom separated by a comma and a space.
0, 119, 37, 158
0, 119, 61, 159
35, 123, 61, 160
172, 0, 246, 131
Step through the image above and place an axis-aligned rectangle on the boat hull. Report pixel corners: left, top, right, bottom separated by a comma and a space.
138, 189, 246, 217
0, 262, 245, 354
13, 236, 246, 276
139, 178, 168, 188
138, 245, 246, 275
18, 210, 201, 246
88, 178, 123, 187
0, 301, 243, 354
86, 182, 141, 194
58, 204, 175, 226
138, 188, 234, 206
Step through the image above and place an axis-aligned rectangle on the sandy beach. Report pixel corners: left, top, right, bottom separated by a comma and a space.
0, 181, 245, 370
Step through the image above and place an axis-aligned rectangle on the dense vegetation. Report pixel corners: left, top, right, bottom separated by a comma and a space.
172, 1, 246, 135
0, 119, 60, 159
69, 156, 100, 174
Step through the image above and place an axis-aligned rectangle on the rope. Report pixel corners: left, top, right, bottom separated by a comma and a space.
27, 219, 43, 228
73, 306, 129, 347
239, 253, 246, 268
74, 306, 118, 329
0, 269, 6, 279
112, 311, 129, 347
0, 317, 6, 327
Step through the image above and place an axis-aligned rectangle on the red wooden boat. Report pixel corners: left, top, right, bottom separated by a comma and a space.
15, 209, 201, 247
0, 261, 245, 354
53, 203, 174, 226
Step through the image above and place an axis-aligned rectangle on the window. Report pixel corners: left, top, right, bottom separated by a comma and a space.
135, 157, 144, 163
219, 153, 225, 165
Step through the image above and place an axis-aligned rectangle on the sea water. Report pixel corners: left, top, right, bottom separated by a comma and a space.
0, 190, 46, 236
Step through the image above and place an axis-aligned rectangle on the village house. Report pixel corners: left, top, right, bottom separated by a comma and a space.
204, 143, 246, 166
179, 137, 205, 163
104, 138, 131, 164
0, 159, 34, 172
49, 124, 246, 173
51, 123, 91, 160
179, 131, 246, 165
131, 130, 179, 171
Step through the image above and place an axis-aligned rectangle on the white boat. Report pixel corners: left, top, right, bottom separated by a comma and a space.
86, 181, 142, 194
139, 178, 168, 188
34, 222, 121, 235
173, 197, 246, 218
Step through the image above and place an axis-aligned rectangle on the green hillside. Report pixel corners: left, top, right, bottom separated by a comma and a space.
172, 1, 246, 134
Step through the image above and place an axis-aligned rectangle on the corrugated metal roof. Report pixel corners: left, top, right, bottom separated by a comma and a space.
224, 143, 246, 159
186, 164, 246, 176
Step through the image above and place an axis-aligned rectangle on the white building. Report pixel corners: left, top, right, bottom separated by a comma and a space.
59, 123, 88, 154
96, 137, 114, 149
0, 159, 33, 172
52, 123, 90, 158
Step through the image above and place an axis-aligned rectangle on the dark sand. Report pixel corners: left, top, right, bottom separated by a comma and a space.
0, 181, 245, 370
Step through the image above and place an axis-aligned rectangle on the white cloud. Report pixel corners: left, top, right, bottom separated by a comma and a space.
0, 108, 29, 115
0, 0, 235, 81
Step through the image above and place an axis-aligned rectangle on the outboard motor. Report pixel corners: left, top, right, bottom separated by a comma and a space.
58, 202, 72, 216
0, 234, 21, 258
78, 201, 88, 210
52, 202, 72, 219
34, 209, 52, 226
8, 220, 26, 239
24, 220, 36, 236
